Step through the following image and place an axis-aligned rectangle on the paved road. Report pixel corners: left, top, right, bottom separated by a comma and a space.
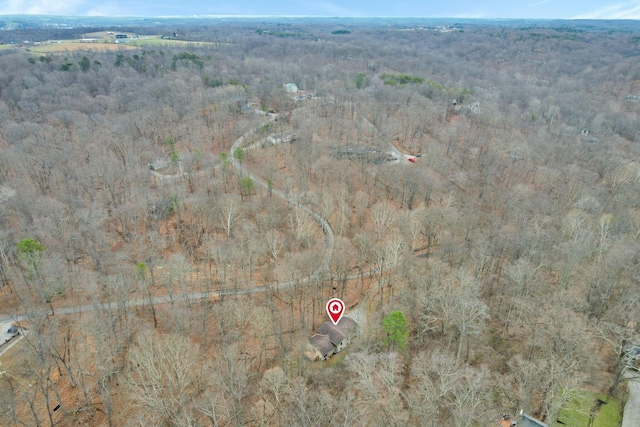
0, 112, 337, 326
0, 108, 409, 360
230, 114, 335, 276
622, 369, 640, 427
0, 330, 27, 357
0, 281, 305, 324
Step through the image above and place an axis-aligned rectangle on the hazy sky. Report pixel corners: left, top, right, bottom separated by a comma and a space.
1, 0, 640, 19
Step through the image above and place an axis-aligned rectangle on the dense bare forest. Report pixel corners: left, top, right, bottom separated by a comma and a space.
0, 19, 640, 426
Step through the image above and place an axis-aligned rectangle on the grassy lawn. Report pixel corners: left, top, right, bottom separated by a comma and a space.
593, 392, 625, 427
555, 391, 624, 427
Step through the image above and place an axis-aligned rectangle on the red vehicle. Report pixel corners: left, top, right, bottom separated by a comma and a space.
408, 157, 416, 163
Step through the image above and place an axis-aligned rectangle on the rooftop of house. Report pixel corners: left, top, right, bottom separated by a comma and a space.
309, 333, 334, 356
318, 322, 346, 346
317, 316, 358, 346
520, 414, 548, 427
308, 316, 359, 360
337, 316, 358, 335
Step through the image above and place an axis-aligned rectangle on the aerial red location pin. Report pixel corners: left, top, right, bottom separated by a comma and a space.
326, 298, 345, 325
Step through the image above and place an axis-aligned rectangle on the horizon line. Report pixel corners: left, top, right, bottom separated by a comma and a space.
0, 13, 638, 21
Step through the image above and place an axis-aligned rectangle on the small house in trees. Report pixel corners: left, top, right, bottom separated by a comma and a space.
318, 316, 358, 352
306, 316, 359, 361
148, 156, 169, 170
267, 132, 297, 145
283, 83, 298, 93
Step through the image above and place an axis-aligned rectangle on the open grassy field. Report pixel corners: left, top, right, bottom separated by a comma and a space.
555, 391, 624, 427
11, 33, 220, 54
25, 42, 140, 53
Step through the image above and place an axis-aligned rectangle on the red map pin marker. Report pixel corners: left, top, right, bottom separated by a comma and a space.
326, 298, 345, 325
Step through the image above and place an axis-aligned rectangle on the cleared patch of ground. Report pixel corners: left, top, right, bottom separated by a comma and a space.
556, 391, 624, 427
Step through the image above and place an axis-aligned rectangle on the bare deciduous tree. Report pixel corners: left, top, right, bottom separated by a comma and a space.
125, 331, 202, 426
219, 195, 242, 237
371, 201, 396, 240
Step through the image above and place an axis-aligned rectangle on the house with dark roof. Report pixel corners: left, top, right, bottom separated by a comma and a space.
308, 334, 335, 360
306, 316, 359, 361
520, 414, 547, 427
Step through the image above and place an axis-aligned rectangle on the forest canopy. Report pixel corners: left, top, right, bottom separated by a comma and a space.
0, 18, 639, 427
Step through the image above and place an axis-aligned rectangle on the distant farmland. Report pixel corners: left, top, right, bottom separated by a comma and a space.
16, 34, 219, 54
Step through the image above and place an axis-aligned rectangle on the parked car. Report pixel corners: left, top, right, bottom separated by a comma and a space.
5, 326, 20, 342
408, 157, 416, 163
